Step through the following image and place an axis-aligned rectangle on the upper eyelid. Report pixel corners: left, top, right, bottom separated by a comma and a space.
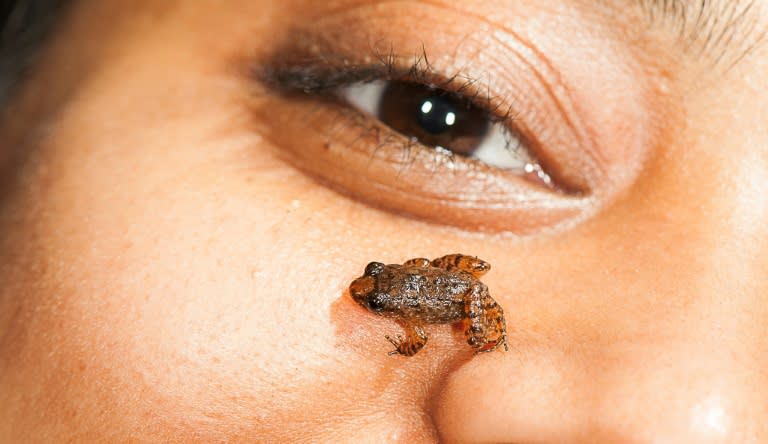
258, 51, 517, 122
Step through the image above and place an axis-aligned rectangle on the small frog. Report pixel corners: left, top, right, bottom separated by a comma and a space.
349, 254, 508, 356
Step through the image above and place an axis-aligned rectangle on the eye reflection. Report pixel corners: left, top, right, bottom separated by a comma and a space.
341, 80, 553, 185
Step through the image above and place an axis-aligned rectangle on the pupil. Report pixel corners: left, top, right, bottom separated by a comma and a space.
378, 81, 490, 157
416, 96, 457, 135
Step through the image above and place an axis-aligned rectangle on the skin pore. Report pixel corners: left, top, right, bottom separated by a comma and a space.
1, 0, 768, 442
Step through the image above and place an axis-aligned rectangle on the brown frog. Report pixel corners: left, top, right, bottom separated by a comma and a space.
349, 254, 508, 356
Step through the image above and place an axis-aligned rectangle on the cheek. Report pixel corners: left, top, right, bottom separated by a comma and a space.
0, 98, 461, 440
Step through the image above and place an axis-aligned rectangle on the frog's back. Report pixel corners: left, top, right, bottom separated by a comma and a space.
379, 265, 471, 323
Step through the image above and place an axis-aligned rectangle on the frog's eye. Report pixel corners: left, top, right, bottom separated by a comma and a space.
366, 292, 387, 312
364, 262, 385, 276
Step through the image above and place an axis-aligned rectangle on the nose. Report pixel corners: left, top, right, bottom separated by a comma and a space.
435, 323, 767, 443
431, 148, 768, 442
433, 280, 768, 443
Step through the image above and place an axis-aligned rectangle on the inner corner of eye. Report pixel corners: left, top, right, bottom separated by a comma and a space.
338, 81, 387, 116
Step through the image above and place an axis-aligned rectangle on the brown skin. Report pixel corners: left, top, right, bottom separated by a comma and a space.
1, 0, 768, 442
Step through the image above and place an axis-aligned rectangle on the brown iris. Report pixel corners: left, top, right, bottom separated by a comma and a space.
378, 82, 491, 156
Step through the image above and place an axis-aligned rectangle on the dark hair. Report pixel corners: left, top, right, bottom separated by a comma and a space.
0, 0, 70, 106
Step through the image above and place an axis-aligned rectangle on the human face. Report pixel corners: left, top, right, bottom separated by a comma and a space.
1, 0, 768, 442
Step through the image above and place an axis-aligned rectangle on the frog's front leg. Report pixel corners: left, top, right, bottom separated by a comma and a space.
431, 254, 490, 278
385, 323, 428, 356
463, 281, 509, 353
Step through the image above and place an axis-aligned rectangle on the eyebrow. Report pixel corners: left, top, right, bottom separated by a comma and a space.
637, 0, 765, 67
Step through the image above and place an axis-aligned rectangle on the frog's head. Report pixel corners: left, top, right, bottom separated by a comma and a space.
350, 262, 390, 313
459, 256, 491, 277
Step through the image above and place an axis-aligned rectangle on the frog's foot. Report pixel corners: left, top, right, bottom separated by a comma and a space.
431, 254, 490, 278
466, 323, 508, 354
471, 335, 508, 354
385, 325, 428, 356
403, 257, 431, 268
464, 282, 509, 353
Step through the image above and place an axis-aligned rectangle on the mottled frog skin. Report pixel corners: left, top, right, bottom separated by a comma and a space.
349, 254, 508, 356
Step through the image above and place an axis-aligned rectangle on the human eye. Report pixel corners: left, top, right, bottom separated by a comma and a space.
340, 80, 553, 188
252, 4, 652, 234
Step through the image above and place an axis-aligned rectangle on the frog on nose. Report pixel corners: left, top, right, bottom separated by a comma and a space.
349, 255, 507, 356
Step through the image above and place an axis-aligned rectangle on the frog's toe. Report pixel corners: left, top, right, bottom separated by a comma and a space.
475, 341, 499, 354
385, 334, 402, 350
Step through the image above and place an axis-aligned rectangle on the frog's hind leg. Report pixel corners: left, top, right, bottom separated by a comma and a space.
385, 323, 428, 356
403, 257, 431, 268
463, 282, 509, 353
431, 254, 490, 278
